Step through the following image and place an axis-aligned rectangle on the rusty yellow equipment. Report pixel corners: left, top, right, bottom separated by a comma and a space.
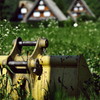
0, 37, 91, 100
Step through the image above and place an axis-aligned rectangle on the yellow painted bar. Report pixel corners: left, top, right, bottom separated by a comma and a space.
0, 55, 78, 67
0, 56, 8, 65
39, 55, 78, 67
10, 55, 78, 67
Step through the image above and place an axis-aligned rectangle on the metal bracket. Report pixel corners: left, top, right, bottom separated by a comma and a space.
1, 37, 48, 76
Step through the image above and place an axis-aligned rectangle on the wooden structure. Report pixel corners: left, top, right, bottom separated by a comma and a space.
22, 0, 67, 22
10, 0, 34, 21
67, 0, 95, 21
18, 0, 34, 20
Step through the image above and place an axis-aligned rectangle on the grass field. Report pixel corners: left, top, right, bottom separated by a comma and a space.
0, 20, 100, 99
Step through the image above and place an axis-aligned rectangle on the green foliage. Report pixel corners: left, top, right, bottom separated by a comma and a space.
44, 78, 99, 100
44, 82, 76, 100
77, 15, 97, 22
85, 0, 100, 17
0, 0, 19, 20
54, 0, 67, 15
0, 64, 34, 100
0, 73, 12, 99
0, 0, 5, 20
14, 79, 33, 100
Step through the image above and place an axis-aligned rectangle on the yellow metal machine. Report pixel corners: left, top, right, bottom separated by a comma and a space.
0, 37, 91, 100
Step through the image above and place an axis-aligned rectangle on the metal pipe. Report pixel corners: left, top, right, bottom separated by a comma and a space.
18, 41, 37, 46
8, 61, 27, 66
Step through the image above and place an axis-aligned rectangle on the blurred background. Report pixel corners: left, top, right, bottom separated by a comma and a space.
0, 0, 100, 21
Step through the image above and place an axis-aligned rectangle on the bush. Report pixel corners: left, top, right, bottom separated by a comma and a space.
77, 15, 97, 22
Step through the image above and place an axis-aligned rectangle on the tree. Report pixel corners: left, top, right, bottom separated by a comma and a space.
0, 0, 20, 20
86, 0, 100, 17
0, 0, 5, 20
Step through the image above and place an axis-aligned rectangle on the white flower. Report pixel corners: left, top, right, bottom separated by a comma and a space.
23, 28, 26, 31
4, 19, 7, 22
4, 34, 8, 37
6, 28, 9, 31
15, 26, 18, 29
7, 31, 9, 34
0, 25, 3, 27
73, 23, 78, 27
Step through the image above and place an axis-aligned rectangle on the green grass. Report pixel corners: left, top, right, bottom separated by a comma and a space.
0, 20, 100, 99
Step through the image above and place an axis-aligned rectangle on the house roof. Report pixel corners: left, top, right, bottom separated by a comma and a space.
22, 0, 67, 22
67, 0, 95, 22
19, 0, 34, 10
68, 0, 95, 17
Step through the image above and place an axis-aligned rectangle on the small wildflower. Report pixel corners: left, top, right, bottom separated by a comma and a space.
4, 19, 7, 22
4, 34, 8, 37
6, 28, 9, 31
7, 31, 9, 34
73, 23, 78, 27
23, 28, 26, 31
0, 24, 3, 27
15, 26, 18, 29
